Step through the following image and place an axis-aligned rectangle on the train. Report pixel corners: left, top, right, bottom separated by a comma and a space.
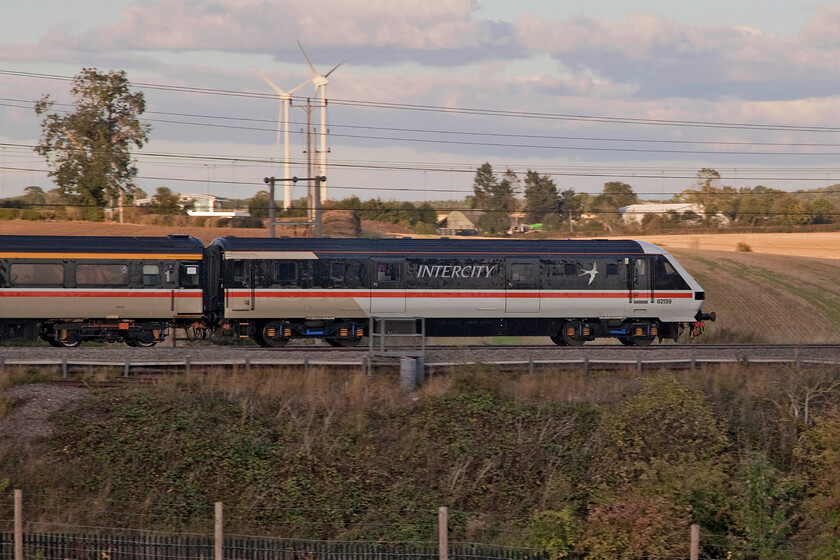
0, 234, 715, 347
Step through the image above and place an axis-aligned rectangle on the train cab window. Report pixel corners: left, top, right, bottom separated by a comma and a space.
9, 263, 64, 286
654, 256, 690, 290
142, 264, 160, 286
274, 262, 298, 286
375, 262, 400, 283
180, 263, 200, 288
76, 264, 129, 286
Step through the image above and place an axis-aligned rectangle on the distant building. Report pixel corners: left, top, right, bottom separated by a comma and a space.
619, 203, 704, 224
437, 210, 483, 235
136, 193, 250, 218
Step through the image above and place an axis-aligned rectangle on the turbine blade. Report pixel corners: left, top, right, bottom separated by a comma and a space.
297, 39, 319, 78
252, 66, 289, 97
324, 61, 344, 78
287, 77, 314, 95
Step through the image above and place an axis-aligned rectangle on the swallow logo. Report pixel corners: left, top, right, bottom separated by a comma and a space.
580, 262, 598, 285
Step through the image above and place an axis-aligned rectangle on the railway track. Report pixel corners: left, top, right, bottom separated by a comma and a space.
0, 342, 837, 368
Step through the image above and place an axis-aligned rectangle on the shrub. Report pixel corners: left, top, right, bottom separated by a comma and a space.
736, 242, 753, 252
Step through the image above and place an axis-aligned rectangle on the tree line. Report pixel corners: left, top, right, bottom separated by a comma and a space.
469, 163, 839, 235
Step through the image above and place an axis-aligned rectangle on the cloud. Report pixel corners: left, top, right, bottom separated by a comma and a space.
799, 4, 840, 47
513, 10, 840, 102
59, 0, 524, 66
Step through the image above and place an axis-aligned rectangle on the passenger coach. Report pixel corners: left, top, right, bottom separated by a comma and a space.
210, 237, 714, 347
0, 234, 205, 346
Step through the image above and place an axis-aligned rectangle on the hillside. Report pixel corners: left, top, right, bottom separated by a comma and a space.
2, 367, 840, 559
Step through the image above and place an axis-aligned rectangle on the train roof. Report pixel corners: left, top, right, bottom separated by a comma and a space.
0, 234, 204, 255
210, 236, 655, 257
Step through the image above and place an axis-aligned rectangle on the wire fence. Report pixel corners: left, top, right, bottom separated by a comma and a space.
0, 532, 558, 560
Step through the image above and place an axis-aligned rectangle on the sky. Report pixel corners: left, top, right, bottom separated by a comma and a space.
2, 0, 840, 206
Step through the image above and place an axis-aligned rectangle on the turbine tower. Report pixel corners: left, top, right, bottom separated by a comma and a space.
253, 66, 311, 209
297, 40, 343, 203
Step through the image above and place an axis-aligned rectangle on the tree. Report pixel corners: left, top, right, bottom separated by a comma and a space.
34, 68, 151, 215
247, 191, 271, 219
592, 182, 638, 224
808, 198, 836, 224
149, 187, 184, 215
471, 162, 497, 210
22, 186, 46, 205
770, 194, 810, 226
475, 167, 517, 235
523, 170, 560, 222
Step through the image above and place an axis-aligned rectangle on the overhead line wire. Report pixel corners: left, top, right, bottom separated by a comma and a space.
4, 68, 840, 133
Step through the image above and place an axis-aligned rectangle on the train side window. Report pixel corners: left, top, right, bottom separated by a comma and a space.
375, 262, 400, 283
10, 263, 64, 286
274, 262, 298, 286
180, 263, 200, 287
76, 264, 129, 286
142, 264, 160, 286
331, 262, 344, 279
606, 263, 618, 276
564, 262, 577, 276
344, 260, 367, 288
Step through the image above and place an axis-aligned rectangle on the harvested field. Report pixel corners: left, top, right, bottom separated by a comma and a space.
0, 218, 411, 243
670, 248, 840, 343
631, 231, 840, 260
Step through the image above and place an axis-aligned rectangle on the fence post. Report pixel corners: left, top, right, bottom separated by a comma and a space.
14, 489, 22, 560
690, 523, 699, 560
438, 506, 448, 560
215, 502, 223, 560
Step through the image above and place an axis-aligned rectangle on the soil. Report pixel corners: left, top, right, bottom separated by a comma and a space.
0, 384, 89, 441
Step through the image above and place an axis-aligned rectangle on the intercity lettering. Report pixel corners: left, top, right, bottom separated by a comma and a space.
416, 264, 498, 278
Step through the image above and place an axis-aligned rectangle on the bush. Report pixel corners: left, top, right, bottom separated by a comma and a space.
736, 242, 753, 252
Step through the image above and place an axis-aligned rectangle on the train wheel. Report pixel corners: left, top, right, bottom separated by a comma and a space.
549, 334, 568, 346
326, 337, 362, 347
261, 323, 289, 348
633, 336, 655, 347
124, 336, 156, 348
561, 321, 586, 346
618, 338, 635, 346
251, 325, 270, 347
49, 331, 81, 348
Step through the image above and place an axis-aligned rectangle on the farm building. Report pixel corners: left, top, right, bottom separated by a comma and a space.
619, 203, 705, 224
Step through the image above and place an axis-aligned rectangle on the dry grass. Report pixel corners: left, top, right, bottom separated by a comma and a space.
631, 231, 840, 260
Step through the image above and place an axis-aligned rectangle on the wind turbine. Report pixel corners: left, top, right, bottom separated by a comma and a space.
297, 40, 343, 203
253, 66, 311, 209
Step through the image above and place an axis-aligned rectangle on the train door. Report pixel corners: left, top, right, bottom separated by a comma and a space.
229, 259, 255, 311
370, 259, 405, 313
505, 259, 540, 313
174, 261, 202, 316
629, 257, 653, 304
